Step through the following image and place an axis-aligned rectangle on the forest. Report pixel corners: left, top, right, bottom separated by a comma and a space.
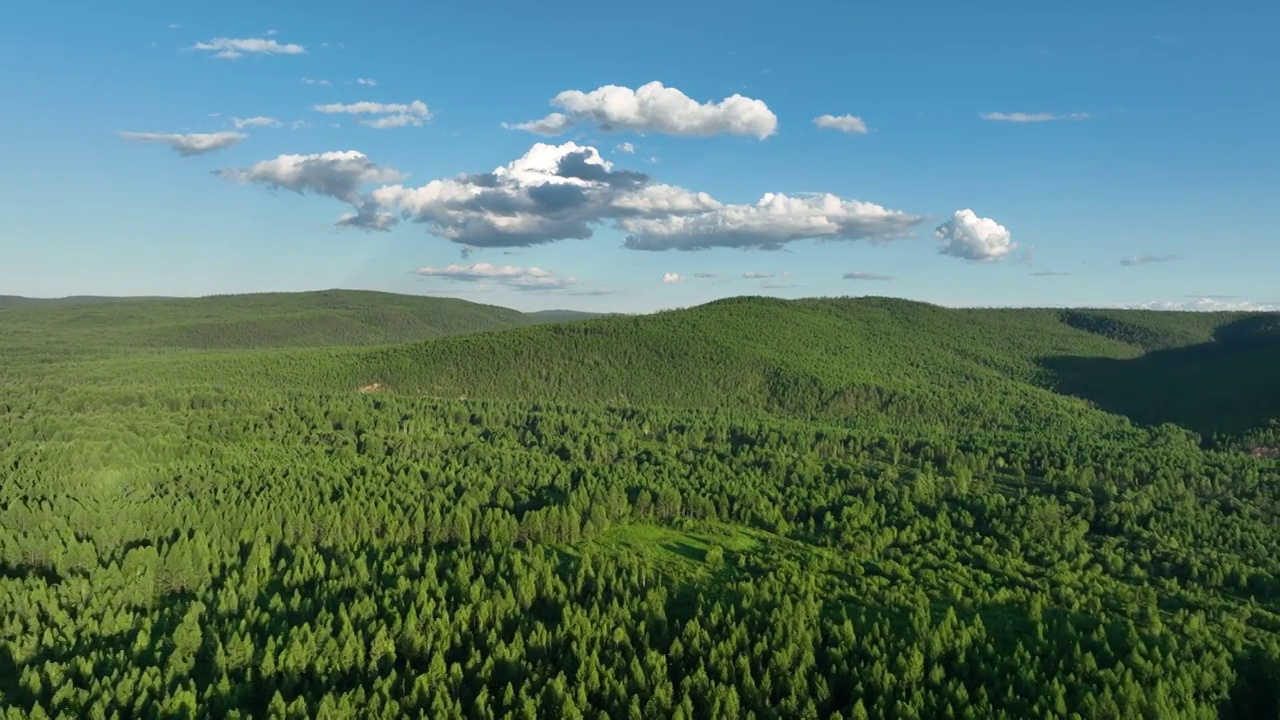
1, 291, 1277, 718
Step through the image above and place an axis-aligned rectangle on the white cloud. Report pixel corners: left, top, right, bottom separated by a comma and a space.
355, 77, 377, 86
313, 100, 431, 128
416, 262, 575, 291
192, 37, 305, 59
351, 141, 716, 246
266, 29, 280, 36
215, 150, 406, 204
506, 81, 778, 139
621, 192, 924, 251
979, 111, 1090, 123
662, 272, 684, 284
303, 77, 332, 86
1130, 298, 1279, 312
843, 271, 893, 281
233, 141, 926, 252
813, 114, 868, 134
289, 120, 311, 130
935, 209, 1016, 261
169, 23, 182, 30
118, 130, 246, 156
616, 142, 636, 154
743, 271, 774, 279
1120, 254, 1183, 266
231, 116, 281, 129
503, 113, 574, 135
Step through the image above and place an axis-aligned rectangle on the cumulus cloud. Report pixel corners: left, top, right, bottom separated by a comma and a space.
417, 262, 575, 291
192, 37, 305, 59
622, 192, 924, 251
843, 271, 893, 281
662, 272, 684, 284
506, 81, 778, 139
215, 151, 406, 206
813, 114, 868, 134
313, 100, 431, 128
743, 271, 774, 279
355, 78, 377, 86
232, 141, 926, 252
935, 209, 1016, 261
693, 272, 718, 279
1120, 254, 1183, 266
119, 130, 246, 156
231, 116, 281, 129
303, 77, 331, 86
616, 142, 636, 153
980, 111, 1090, 123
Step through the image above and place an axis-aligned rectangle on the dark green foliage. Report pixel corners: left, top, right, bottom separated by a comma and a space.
1046, 330, 1280, 442
1, 291, 1277, 718
1057, 309, 1230, 351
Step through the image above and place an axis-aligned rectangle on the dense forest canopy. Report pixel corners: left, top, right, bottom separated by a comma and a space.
1, 291, 1277, 718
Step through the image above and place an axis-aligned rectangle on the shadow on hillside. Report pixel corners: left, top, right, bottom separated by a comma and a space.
1041, 315, 1280, 440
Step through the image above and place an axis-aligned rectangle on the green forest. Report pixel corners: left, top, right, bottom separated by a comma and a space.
1, 291, 1277, 719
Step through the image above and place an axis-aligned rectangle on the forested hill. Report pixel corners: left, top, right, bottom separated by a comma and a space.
349, 295, 1280, 448
0, 289, 604, 358
3, 291, 1279, 717
10, 290, 1273, 446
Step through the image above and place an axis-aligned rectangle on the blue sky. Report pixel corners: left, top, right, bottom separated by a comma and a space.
2, 0, 1276, 313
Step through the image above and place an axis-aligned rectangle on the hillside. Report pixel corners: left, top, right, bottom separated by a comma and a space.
340, 296, 1279, 446
3, 291, 1279, 718
0, 289, 603, 359
13, 293, 1274, 447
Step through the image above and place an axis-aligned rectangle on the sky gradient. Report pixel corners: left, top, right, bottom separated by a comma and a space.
2, 0, 1277, 313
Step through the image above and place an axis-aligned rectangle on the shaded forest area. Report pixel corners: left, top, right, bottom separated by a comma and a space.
1, 292, 1277, 718
1044, 315, 1280, 443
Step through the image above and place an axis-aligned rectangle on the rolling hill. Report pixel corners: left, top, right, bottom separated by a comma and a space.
4, 290, 1279, 718
0, 289, 605, 359
9, 291, 1275, 447
338, 296, 1275, 444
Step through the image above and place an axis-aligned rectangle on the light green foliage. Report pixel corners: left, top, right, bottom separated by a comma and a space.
0, 292, 1277, 718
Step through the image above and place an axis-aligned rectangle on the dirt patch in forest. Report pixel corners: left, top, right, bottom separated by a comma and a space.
357, 383, 386, 394
1249, 447, 1279, 459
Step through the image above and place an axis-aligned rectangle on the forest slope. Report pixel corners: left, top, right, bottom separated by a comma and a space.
349, 296, 1278, 445
3, 292, 1279, 717
0, 289, 602, 360
8, 293, 1275, 446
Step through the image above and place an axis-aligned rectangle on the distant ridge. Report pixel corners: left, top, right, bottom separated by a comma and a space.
4, 290, 1276, 447
343, 295, 1278, 447
0, 289, 606, 357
